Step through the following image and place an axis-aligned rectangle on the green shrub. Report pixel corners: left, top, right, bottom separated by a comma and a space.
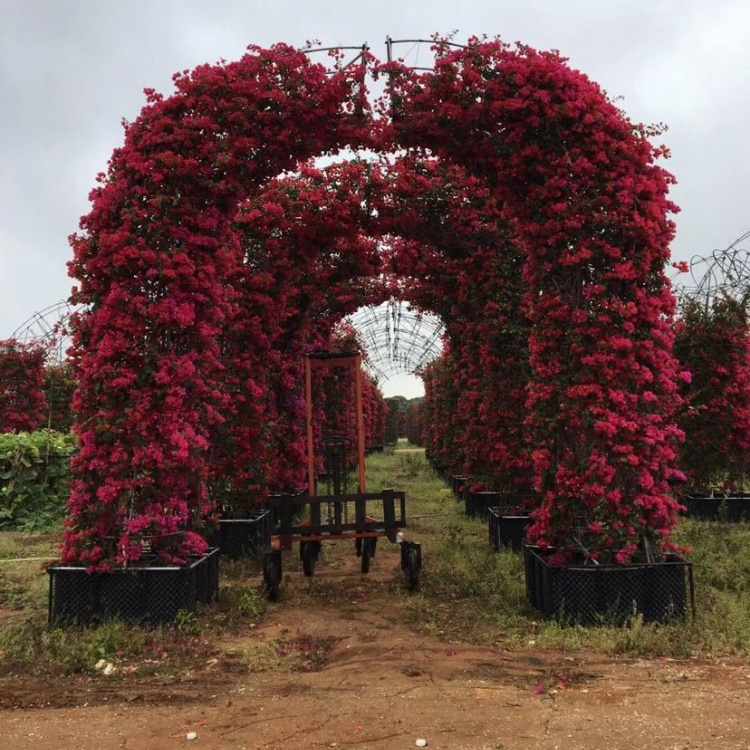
0, 430, 76, 531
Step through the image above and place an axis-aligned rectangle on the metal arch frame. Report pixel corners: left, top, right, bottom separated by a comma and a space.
303, 42, 370, 71
10, 300, 78, 363
671, 231, 750, 310
303, 37, 467, 73
385, 36, 468, 70
344, 299, 444, 381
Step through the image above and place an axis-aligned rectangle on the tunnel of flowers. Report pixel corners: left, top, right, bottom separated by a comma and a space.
6, 38, 745, 576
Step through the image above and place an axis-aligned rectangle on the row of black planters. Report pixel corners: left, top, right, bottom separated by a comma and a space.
680, 492, 750, 521
48, 509, 275, 627
437, 469, 695, 625
444, 473, 534, 551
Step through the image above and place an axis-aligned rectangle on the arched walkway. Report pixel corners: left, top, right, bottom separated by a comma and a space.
64, 38, 684, 568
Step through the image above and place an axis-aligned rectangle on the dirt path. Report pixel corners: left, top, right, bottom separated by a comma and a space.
2, 541, 749, 750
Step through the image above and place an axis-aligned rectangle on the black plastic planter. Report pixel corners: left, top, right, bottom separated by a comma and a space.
523, 546, 694, 626
449, 475, 467, 500
195, 546, 220, 603
48, 547, 220, 626
216, 510, 272, 559
465, 490, 501, 520
428, 456, 449, 483
488, 507, 530, 551
681, 493, 750, 521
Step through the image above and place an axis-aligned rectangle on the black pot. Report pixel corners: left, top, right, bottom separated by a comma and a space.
47, 547, 220, 626
523, 546, 694, 626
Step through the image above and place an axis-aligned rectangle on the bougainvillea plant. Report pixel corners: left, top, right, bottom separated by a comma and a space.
384, 396, 408, 444
66, 36, 684, 568
378, 154, 534, 492
0, 339, 48, 433
673, 296, 750, 489
404, 398, 425, 447
206, 159, 384, 517
381, 38, 686, 562
65, 45, 375, 567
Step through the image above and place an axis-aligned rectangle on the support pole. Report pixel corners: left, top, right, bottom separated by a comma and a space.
355, 354, 366, 493
305, 356, 315, 496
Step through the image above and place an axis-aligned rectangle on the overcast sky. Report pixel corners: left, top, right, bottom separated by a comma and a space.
1, 0, 747, 397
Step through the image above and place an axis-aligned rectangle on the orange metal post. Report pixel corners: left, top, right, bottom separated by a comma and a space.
355, 354, 366, 493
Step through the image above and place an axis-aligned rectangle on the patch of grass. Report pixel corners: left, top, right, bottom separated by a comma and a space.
0, 614, 184, 675
0, 532, 59, 610
0, 566, 47, 610
0, 593, 267, 678
0, 531, 59, 560
212, 585, 267, 629
232, 633, 337, 673
0, 577, 269, 677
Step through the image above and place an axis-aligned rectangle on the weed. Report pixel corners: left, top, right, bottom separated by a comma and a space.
220, 557, 261, 580
174, 609, 202, 636
0, 615, 153, 674
235, 588, 265, 617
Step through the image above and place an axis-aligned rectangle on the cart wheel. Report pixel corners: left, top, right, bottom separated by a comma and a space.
301, 541, 317, 577
263, 551, 281, 601
405, 547, 419, 590
401, 542, 421, 591
360, 537, 374, 574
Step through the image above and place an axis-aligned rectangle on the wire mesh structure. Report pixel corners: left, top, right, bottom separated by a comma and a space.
304, 36, 463, 73
345, 299, 444, 381
671, 231, 750, 309
384, 36, 467, 70
10, 300, 76, 363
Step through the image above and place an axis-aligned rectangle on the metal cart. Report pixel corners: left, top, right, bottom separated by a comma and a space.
262, 351, 421, 600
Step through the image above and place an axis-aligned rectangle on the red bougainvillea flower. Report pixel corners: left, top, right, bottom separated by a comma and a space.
383, 37, 684, 563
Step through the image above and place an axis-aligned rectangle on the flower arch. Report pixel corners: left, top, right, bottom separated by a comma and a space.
65, 38, 684, 568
